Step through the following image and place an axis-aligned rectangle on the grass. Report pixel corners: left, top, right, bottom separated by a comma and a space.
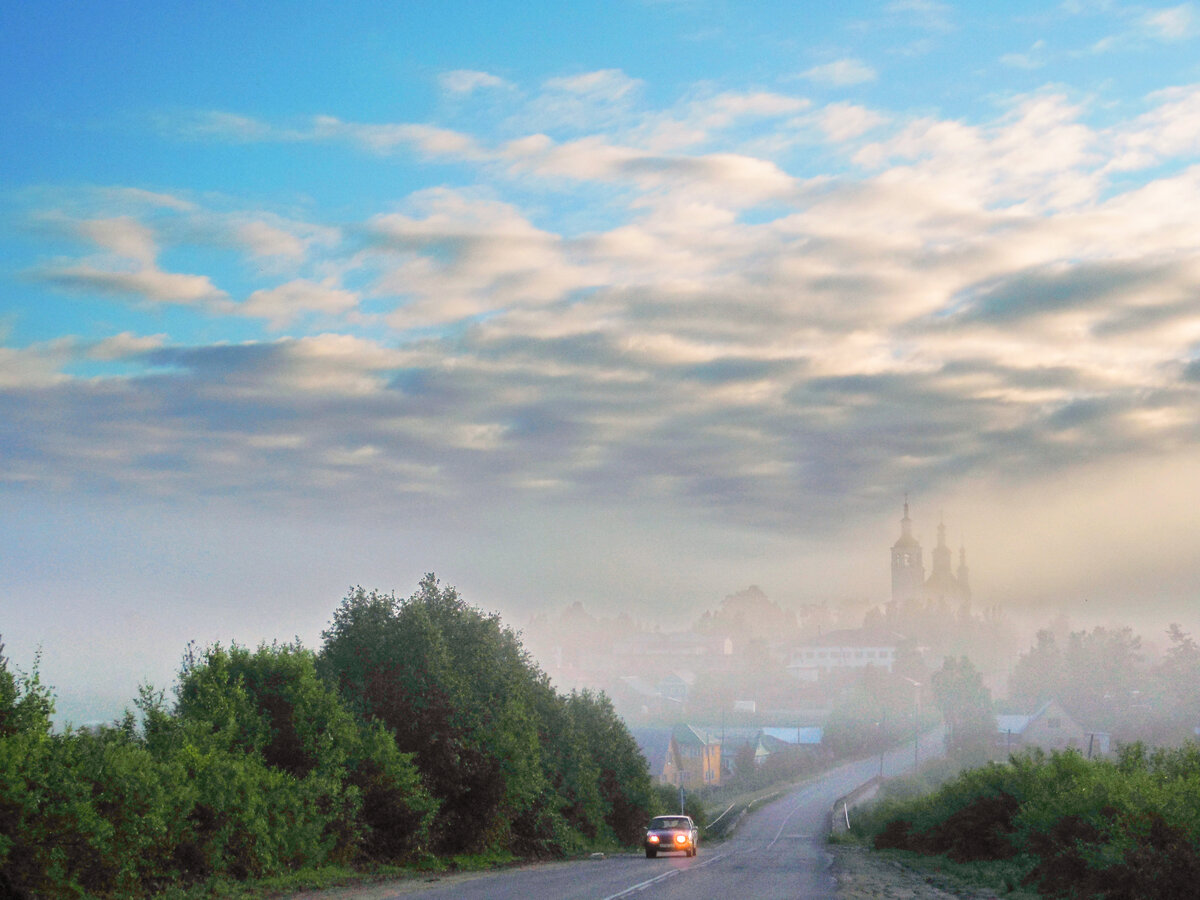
145, 850, 534, 899
830, 831, 1041, 900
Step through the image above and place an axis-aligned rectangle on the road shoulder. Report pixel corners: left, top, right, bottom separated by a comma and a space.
829, 843, 1008, 900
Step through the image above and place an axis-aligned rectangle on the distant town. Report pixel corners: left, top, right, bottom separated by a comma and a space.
523, 499, 1176, 787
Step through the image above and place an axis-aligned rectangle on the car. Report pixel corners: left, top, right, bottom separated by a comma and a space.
643, 814, 699, 858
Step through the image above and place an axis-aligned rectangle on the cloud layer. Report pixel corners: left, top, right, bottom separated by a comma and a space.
10, 71, 1200, 547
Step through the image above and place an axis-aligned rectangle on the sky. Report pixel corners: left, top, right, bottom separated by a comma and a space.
4, 0, 1200, 722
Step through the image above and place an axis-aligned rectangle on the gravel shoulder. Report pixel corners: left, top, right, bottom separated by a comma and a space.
829, 843, 1013, 900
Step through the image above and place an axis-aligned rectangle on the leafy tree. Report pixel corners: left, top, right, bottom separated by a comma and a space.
0, 640, 53, 738
320, 577, 552, 853
1008, 629, 1063, 709
1151, 624, 1200, 741
931, 656, 994, 763
1009, 626, 1147, 738
567, 689, 654, 845
822, 665, 919, 757
173, 640, 435, 867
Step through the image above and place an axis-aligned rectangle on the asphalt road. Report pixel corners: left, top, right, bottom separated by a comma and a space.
354, 730, 944, 900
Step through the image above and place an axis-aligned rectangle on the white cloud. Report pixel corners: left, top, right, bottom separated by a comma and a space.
35, 214, 227, 306
522, 69, 645, 130
885, 0, 955, 32
76, 217, 158, 266
41, 264, 227, 305
439, 69, 511, 93
815, 103, 888, 142
503, 134, 796, 206
1107, 85, 1200, 172
543, 69, 642, 100
19, 73, 1200, 559
1145, 4, 1197, 40
1000, 39, 1048, 69
0, 341, 73, 388
635, 90, 810, 150
240, 280, 360, 328
235, 221, 309, 260
311, 116, 486, 158
367, 190, 596, 328
97, 187, 196, 211
802, 59, 878, 86
165, 110, 488, 160
87, 332, 166, 360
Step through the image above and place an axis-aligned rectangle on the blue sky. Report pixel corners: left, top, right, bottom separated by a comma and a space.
5, 0, 1200, 722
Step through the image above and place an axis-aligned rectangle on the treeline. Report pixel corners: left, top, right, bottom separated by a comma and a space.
1008, 623, 1200, 745
853, 745, 1200, 899
0, 575, 654, 898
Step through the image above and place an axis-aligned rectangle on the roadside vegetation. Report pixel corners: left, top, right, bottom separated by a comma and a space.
847, 744, 1200, 900
0, 575, 655, 899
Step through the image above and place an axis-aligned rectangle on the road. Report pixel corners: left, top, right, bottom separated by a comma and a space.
321, 729, 944, 900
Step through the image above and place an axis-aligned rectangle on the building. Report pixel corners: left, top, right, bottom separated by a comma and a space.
639, 724, 825, 784
786, 628, 902, 682
995, 700, 1107, 757
662, 724, 723, 786
890, 498, 971, 608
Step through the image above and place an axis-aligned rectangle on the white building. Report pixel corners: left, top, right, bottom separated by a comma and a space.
786, 628, 902, 682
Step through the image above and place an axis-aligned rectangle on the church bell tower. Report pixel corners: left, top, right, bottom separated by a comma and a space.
890, 497, 925, 604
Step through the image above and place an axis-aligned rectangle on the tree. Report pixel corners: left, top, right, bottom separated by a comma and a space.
173, 640, 435, 868
931, 656, 994, 763
1008, 629, 1063, 709
1009, 626, 1147, 737
320, 576, 551, 853
567, 690, 654, 845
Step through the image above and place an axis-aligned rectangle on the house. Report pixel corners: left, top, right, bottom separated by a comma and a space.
643, 721, 827, 785
663, 724, 723, 786
629, 726, 673, 780
995, 700, 1107, 757
786, 628, 904, 682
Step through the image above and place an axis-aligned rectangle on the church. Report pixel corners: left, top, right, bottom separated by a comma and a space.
890, 498, 971, 608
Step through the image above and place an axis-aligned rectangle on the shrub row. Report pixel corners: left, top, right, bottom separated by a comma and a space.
0, 575, 656, 898
854, 744, 1200, 900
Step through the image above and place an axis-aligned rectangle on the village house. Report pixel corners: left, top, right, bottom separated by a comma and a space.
995, 700, 1109, 757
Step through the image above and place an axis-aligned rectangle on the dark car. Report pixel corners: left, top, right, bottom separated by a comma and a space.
643, 814, 699, 858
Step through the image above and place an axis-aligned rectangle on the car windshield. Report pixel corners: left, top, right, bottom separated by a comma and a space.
650, 817, 689, 829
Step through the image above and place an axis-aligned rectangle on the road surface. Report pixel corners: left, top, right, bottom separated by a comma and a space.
304, 730, 944, 900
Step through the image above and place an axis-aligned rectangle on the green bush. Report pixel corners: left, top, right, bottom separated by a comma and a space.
319, 577, 653, 857
856, 745, 1200, 900
0, 577, 657, 897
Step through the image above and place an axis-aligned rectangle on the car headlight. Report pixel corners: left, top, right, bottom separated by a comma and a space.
674, 834, 687, 844
648, 835, 659, 843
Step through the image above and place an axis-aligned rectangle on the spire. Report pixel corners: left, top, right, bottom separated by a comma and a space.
891, 494, 924, 603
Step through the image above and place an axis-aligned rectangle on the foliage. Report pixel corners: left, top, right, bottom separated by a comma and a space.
854, 743, 1200, 900
565, 690, 655, 845
319, 576, 653, 857
652, 783, 706, 825
931, 656, 994, 764
0, 579, 659, 896
0, 636, 434, 898
822, 665, 931, 758
1008, 626, 1146, 737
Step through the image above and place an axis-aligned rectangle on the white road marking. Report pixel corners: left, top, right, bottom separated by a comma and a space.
599, 852, 731, 900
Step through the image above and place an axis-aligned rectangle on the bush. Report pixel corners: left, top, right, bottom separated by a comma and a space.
858, 746, 1200, 900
